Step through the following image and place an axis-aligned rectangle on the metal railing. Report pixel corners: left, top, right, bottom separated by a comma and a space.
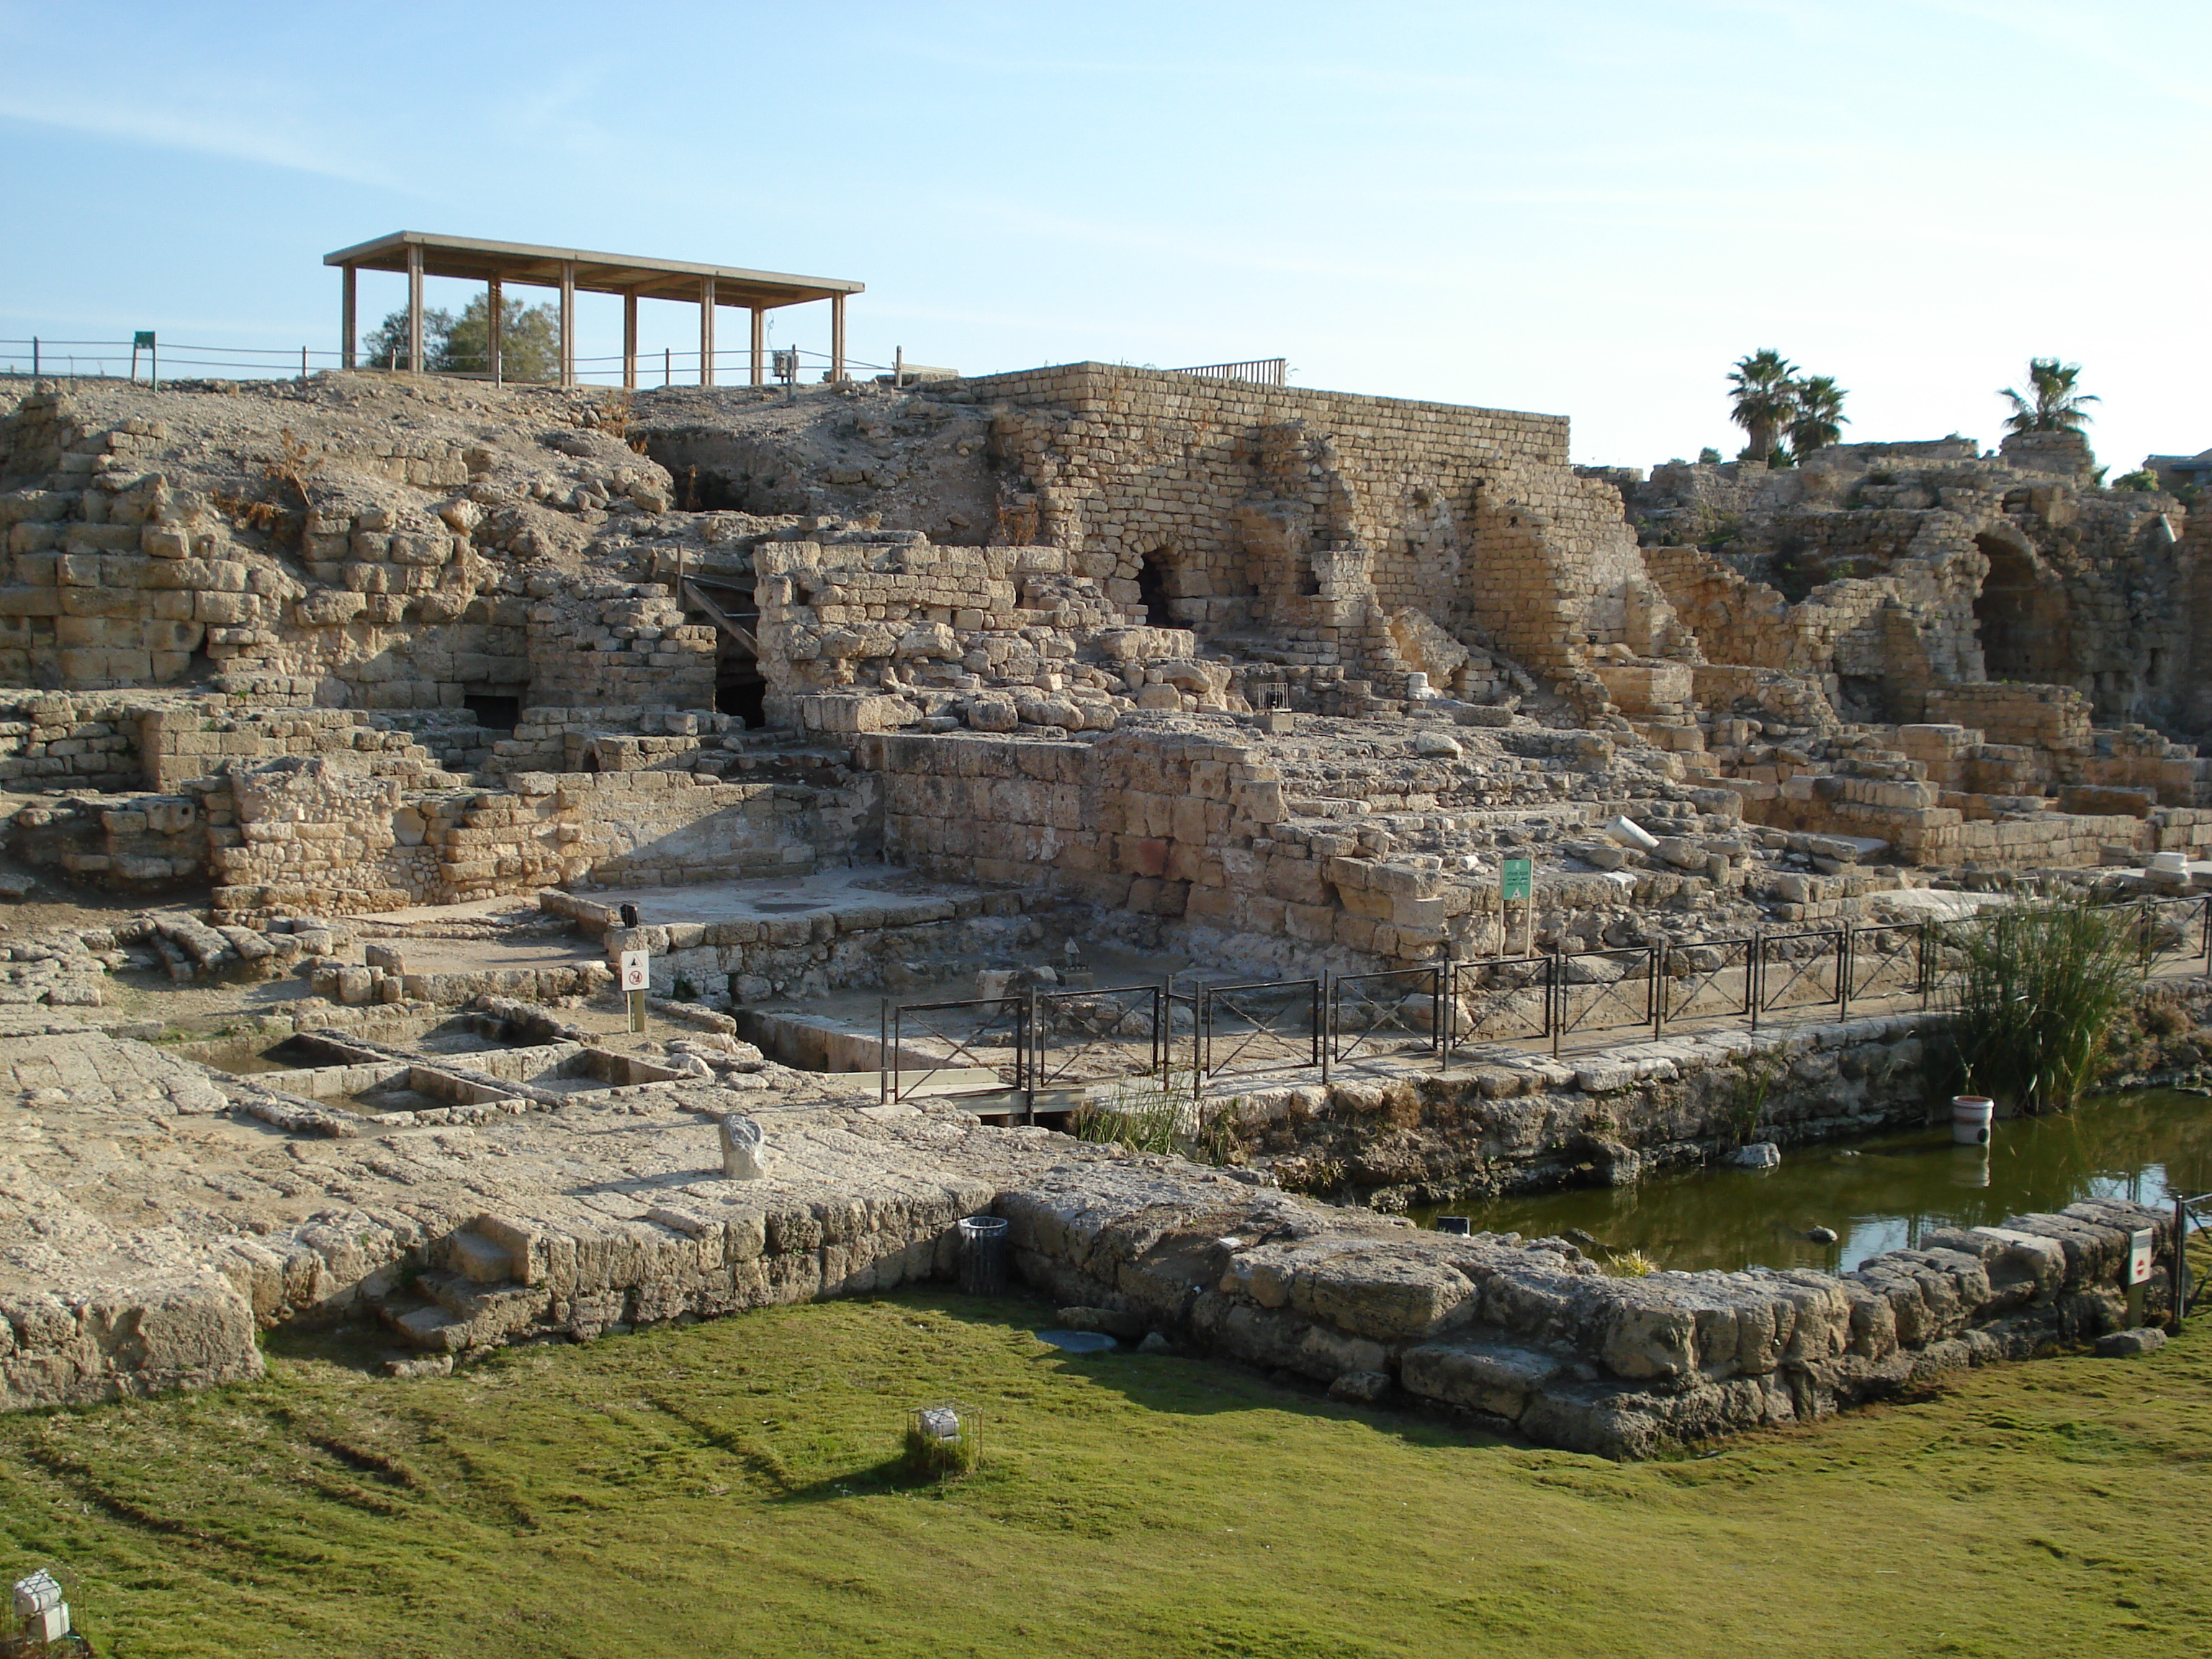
1028, 984, 1167, 1094
1328, 967, 1444, 1069
1664, 936, 1754, 1025
1845, 921, 1925, 1009
1555, 947, 1658, 1046
1755, 929, 1844, 1022
1165, 358, 1287, 387
1200, 978, 1321, 1083
0, 336, 896, 388
882, 994, 1025, 1105
874, 896, 2212, 1110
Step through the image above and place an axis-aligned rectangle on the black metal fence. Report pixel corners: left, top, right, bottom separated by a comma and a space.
878, 896, 2212, 1110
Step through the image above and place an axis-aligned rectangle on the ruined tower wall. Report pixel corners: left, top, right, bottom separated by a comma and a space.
968, 364, 1647, 678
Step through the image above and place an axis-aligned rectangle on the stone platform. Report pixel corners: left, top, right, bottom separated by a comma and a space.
0, 1006, 2177, 1457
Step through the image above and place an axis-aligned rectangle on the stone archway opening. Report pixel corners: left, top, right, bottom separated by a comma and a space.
1137, 552, 1175, 629
1973, 534, 2046, 683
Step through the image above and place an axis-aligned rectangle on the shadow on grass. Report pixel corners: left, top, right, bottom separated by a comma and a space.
262, 1321, 406, 1375
866, 1286, 1524, 1456
258, 1284, 1523, 1462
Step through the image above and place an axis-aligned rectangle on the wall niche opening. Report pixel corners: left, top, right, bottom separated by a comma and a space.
1973, 536, 2050, 683
463, 691, 523, 730
1137, 552, 1175, 629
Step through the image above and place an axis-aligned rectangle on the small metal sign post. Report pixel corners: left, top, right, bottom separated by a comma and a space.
621, 947, 649, 1034
131, 331, 156, 389
1501, 856, 1534, 956
2127, 1225, 2155, 1326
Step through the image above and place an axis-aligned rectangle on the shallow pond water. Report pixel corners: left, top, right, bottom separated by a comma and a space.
1421, 1089, 2212, 1274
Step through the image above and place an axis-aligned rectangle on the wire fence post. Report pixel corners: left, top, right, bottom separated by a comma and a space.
1438, 958, 1453, 1071
2175, 1193, 2188, 1333
1309, 973, 1327, 1092
1550, 947, 1563, 1058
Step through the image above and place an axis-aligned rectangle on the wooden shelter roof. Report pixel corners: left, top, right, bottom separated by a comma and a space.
323, 230, 863, 310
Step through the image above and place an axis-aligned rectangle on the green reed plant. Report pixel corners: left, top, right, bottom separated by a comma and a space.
1069, 1071, 1246, 1164
1946, 899, 2141, 1112
1070, 1071, 1187, 1154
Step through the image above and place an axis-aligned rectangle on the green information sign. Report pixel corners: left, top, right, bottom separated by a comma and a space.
132, 331, 156, 350
1500, 857, 1533, 901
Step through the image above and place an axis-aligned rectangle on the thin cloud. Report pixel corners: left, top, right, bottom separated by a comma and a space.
0, 91, 398, 188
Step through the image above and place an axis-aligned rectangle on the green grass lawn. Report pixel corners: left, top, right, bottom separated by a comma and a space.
3, 1291, 2208, 1658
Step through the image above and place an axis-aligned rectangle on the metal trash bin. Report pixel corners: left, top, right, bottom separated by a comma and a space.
957, 1215, 1008, 1295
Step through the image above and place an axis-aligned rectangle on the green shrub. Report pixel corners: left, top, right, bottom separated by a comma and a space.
1946, 900, 2141, 1112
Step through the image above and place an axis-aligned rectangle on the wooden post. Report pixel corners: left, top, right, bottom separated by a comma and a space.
341, 264, 356, 370
894, 346, 903, 388
559, 261, 576, 387
487, 275, 503, 385
622, 292, 638, 390
750, 307, 765, 386
830, 292, 846, 383
699, 276, 716, 387
406, 242, 424, 374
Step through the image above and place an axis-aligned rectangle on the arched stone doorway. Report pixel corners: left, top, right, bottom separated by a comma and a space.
1136, 551, 1176, 629
1973, 534, 2056, 683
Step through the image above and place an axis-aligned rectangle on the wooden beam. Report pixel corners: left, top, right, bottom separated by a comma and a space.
341, 264, 356, 371
750, 307, 765, 387
623, 292, 638, 391
830, 292, 845, 384
699, 275, 716, 387
488, 275, 503, 385
559, 260, 576, 387
406, 243, 424, 374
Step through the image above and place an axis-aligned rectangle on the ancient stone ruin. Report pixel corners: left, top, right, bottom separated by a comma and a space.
0, 353, 2201, 1455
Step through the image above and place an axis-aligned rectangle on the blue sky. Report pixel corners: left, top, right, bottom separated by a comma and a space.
1, 0, 2203, 470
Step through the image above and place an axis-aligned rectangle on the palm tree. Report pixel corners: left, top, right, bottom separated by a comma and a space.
1728, 349, 1797, 462
1787, 375, 1849, 460
1998, 358, 2098, 433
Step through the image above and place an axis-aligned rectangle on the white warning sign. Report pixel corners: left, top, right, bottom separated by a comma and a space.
619, 949, 649, 992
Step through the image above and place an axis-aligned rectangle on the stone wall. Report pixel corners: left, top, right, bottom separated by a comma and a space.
1002, 1156, 2174, 1459
862, 721, 1763, 974
207, 763, 868, 922
1633, 436, 2200, 737
868, 723, 1285, 918
0, 387, 707, 709
602, 888, 1040, 1004
753, 535, 1190, 729
964, 363, 1675, 688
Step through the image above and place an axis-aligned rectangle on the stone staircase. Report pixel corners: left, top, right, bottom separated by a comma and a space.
371, 1225, 547, 1357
